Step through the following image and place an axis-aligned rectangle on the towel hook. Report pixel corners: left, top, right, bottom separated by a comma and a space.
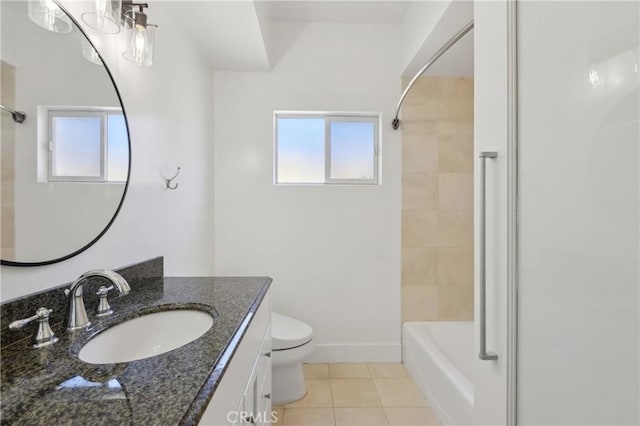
165, 166, 180, 190
0, 105, 26, 124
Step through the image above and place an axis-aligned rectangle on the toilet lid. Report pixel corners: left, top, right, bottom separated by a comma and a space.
272, 312, 313, 350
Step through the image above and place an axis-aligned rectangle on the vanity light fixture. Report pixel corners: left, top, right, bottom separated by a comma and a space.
28, 0, 72, 33
122, 2, 157, 67
81, 38, 103, 65
81, 0, 122, 34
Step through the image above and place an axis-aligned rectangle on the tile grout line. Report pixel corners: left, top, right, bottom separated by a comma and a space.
370, 375, 392, 425
329, 373, 336, 426
370, 371, 393, 426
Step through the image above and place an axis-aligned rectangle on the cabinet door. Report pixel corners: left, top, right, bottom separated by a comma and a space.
230, 399, 244, 426
256, 321, 272, 425
241, 371, 259, 425
257, 360, 272, 425
244, 321, 272, 425
199, 290, 272, 426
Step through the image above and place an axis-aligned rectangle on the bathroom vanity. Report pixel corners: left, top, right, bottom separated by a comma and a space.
0, 258, 272, 425
200, 286, 272, 426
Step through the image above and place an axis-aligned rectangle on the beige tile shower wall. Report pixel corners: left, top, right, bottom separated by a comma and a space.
1, 61, 16, 259
401, 77, 474, 322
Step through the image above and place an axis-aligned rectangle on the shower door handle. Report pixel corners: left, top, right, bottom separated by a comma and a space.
479, 151, 498, 361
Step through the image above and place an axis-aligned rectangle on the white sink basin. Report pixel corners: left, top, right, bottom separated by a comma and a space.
79, 310, 214, 364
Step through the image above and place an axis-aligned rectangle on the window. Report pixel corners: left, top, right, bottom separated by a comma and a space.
48, 108, 127, 182
274, 112, 379, 184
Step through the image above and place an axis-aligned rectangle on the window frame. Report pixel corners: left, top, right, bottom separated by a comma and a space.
47, 107, 123, 183
273, 111, 380, 186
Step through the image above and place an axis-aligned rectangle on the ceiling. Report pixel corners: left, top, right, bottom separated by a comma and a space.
264, 1, 412, 24
167, 0, 472, 76
166, 1, 272, 70
405, 0, 474, 77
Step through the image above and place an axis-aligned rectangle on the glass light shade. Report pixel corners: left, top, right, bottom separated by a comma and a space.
81, 0, 121, 34
82, 38, 103, 65
122, 17, 156, 67
28, 0, 72, 33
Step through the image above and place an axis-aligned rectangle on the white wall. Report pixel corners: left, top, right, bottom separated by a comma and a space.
213, 22, 402, 362
517, 2, 639, 424
399, 1, 473, 78
0, 1, 215, 301
400, 1, 450, 75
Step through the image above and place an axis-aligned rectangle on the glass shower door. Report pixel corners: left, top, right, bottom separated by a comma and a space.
517, 1, 639, 424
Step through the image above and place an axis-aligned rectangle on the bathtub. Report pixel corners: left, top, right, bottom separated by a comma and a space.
403, 322, 474, 426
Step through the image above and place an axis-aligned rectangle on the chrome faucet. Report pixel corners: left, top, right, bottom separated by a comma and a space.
9, 307, 59, 348
64, 270, 131, 330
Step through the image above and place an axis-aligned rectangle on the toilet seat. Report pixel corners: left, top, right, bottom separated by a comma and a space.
272, 312, 312, 350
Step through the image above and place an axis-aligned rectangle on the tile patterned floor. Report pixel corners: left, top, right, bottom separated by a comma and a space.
272, 363, 441, 426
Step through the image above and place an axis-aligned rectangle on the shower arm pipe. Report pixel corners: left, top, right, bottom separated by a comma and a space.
392, 20, 474, 130
0, 105, 26, 124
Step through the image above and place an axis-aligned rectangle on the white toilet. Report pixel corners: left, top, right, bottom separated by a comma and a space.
271, 312, 314, 405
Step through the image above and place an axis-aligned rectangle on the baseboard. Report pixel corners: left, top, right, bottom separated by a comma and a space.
305, 343, 401, 363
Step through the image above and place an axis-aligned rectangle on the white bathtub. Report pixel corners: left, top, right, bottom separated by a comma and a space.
403, 322, 474, 426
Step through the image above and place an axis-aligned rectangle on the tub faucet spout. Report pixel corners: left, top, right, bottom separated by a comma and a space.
64, 270, 130, 330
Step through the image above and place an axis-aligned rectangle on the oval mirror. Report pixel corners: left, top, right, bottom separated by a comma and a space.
0, 1, 130, 266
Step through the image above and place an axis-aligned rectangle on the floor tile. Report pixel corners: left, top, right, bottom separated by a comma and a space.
334, 407, 389, 425
282, 408, 336, 426
329, 363, 371, 379
286, 380, 333, 408
384, 407, 441, 426
304, 363, 330, 379
273, 407, 285, 425
373, 378, 429, 407
281, 363, 433, 425
331, 379, 382, 407
367, 363, 409, 378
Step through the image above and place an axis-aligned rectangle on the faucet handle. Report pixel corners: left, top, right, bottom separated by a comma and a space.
9, 307, 59, 348
9, 307, 52, 329
96, 285, 115, 317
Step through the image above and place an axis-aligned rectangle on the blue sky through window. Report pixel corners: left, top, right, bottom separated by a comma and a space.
107, 114, 128, 182
275, 114, 377, 184
53, 116, 102, 177
277, 118, 325, 183
329, 121, 375, 180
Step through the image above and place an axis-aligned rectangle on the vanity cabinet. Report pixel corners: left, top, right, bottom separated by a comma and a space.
235, 327, 272, 426
200, 290, 272, 426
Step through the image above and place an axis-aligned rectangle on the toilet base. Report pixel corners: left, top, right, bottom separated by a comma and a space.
272, 362, 306, 405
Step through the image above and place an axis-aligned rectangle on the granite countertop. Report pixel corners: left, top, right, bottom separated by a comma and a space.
0, 275, 272, 425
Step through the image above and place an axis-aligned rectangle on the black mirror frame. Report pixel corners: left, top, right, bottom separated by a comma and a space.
1, 0, 131, 267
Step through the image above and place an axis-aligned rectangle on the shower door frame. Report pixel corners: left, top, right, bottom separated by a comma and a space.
506, 0, 518, 424
473, 0, 518, 424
